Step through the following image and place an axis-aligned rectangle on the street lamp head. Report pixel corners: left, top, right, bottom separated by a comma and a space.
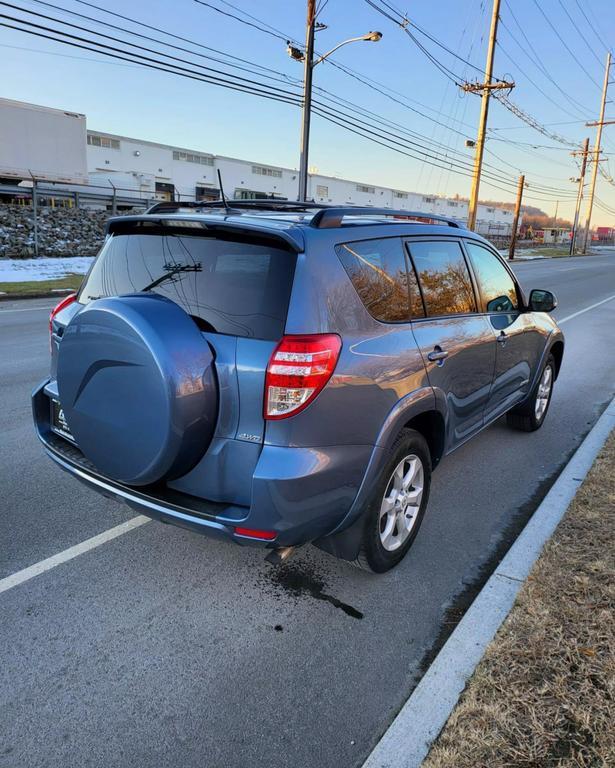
362, 31, 383, 42
286, 42, 305, 62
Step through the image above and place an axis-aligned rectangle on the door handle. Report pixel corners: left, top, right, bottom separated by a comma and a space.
427, 346, 449, 363
497, 331, 508, 345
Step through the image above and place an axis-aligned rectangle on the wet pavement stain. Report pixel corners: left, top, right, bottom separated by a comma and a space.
263, 562, 364, 620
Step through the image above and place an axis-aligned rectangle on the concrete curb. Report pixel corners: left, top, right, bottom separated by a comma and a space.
362, 395, 615, 768
0, 290, 72, 302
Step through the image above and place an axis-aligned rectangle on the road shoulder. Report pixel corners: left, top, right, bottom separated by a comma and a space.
362, 395, 615, 768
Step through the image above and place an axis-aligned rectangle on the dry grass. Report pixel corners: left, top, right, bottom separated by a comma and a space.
424, 432, 615, 768
0, 273, 82, 296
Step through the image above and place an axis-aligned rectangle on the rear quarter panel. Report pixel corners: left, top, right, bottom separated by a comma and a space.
266, 230, 433, 448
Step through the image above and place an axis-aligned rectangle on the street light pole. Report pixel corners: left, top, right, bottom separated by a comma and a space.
297, 0, 316, 203
294, 2, 382, 202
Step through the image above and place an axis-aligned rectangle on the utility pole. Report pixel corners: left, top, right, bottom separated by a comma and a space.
293, 4, 382, 202
552, 200, 559, 228
569, 137, 589, 255
581, 52, 612, 253
508, 174, 524, 260
464, 0, 514, 231
297, 0, 316, 203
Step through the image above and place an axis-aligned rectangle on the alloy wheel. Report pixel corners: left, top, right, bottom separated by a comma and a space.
535, 364, 553, 421
378, 454, 424, 552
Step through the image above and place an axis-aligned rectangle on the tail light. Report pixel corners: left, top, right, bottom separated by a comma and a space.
264, 334, 342, 420
234, 526, 277, 541
49, 293, 77, 334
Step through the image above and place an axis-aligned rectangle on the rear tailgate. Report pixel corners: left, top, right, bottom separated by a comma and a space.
48, 217, 298, 505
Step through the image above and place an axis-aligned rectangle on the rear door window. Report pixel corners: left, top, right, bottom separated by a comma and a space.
79, 232, 295, 340
465, 241, 518, 312
336, 237, 423, 322
407, 240, 477, 317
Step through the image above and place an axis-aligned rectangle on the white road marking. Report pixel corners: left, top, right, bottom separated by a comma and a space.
0, 305, 56, 314
0, 516, 150, 595
558, 292, 615, 324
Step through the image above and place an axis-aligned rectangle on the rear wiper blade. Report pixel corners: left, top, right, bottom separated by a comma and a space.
142, 262, 202, 292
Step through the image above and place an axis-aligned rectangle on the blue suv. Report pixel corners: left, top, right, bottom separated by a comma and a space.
33, 202, 564, 572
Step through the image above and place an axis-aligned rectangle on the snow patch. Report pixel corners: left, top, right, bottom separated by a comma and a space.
0, 256, 94, 282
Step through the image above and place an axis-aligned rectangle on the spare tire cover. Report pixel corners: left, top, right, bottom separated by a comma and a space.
57, 294, 217, 486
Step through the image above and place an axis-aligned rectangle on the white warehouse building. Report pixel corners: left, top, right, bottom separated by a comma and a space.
85, 130, 515, 235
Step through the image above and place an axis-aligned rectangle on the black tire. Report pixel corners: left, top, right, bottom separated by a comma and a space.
506, 354, 555, 433
354, 428, 431, 573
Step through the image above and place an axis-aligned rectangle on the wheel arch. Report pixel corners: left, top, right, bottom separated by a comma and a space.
403, 409, 446, 470
550, 339, 564, 379
312, 390, 445, 561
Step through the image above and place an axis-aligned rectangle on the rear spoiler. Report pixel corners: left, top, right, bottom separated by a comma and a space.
105, 214, 305, 253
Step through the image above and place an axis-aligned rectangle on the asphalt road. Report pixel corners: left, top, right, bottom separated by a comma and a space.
2, 251, 615, 768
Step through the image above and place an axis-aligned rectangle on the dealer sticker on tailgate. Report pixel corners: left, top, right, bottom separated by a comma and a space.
50, 399, 75, 442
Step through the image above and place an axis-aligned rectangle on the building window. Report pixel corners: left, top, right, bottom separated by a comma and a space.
316, 184, 328, 197
173, 151, 214, 166
394, 191, 408, 199
87, 134, 120, 149
486, 207, 495, 213
234, 189, 270, 200
447, 201, 459, 207
252, 165, 282, 178
423, 196, 436, 204
356, 184, 375, 194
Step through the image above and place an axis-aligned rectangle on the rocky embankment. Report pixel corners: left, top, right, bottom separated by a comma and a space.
0, 204, 114, 257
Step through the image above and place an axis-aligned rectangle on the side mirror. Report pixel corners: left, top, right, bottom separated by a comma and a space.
529, 289, 557, 313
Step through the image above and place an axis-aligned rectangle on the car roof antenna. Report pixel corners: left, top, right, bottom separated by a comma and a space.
217, 169, 232, 214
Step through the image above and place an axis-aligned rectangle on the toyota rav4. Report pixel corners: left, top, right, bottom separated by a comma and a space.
32, 202, 564, 572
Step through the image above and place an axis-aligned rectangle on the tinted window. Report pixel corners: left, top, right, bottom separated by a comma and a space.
79, 233, 295, 340
408, 240, 476, 316
336, 238, 423, 322
465, 241, 518, 312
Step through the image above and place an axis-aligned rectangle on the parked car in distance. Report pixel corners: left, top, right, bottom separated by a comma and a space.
33, 202, 564, 572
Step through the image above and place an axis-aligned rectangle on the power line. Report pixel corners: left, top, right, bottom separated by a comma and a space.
2, 3, 301, 97
492, 93, 581, 148
555, 0, 603, 69
6, 1, 586, 205
0, 17, 303, 105
500, 1, 592, 117
28, 0, 297, 83
192, 0, 288, 42
529, 0, 602, 91
3, 7, 580, 202
190, 0, 480, 133
362, 0, 481, 86
572, 0, 611, 56
366, 0, 489, 78
496, 36, 584, 120
17, 1, 481, 158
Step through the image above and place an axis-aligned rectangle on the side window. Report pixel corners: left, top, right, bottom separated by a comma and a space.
336, 238, 424, 322
407, 240, 477, 317
465, 241, 518, 313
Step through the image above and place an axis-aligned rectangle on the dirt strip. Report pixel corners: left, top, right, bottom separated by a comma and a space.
423, 431, 615, 768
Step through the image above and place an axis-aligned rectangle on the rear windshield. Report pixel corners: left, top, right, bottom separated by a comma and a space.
79, 233, 296, 340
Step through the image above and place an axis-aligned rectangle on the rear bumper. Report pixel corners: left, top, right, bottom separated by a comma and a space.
32, 380, 372, 548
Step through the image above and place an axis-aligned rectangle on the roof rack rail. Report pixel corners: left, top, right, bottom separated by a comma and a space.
309, 207, 461, 229
145, 199, 330, 215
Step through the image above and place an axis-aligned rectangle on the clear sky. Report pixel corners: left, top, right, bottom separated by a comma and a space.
2, 0, 615, 224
